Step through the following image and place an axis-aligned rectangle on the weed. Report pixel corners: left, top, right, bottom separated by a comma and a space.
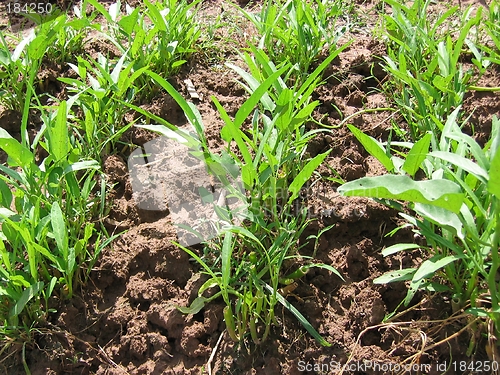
379, 0, 483, 140
239, 0, 350, 83
0, 99, 114, 345
339, 109, 500, 350
123, 49, 343, 345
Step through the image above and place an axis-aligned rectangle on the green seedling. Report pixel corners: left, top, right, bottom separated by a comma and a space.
123, 51, 343, 345
0, 14, 66, 112
238, 0, 350, 83
58, 51, 147, 159
82, 0, 201, 94
0, 97, 112, 348
380, 0, 483, 140
339, 108, 500, 343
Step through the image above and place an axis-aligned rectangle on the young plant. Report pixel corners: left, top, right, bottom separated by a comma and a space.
81, 0, 201, 92
482, 0, 500, 66
380, 0, 483, 140
0, 99, 109, 345
238, 0, 350, 83
44, 14, 91, 65
339, 109, 500, 351
124, 51, 343, 345
0, 14, 66, 111
58, 51, 147, 160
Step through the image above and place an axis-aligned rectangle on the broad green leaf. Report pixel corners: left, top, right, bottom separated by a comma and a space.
131, 27, 146, 56
10, 281, 43, 317
338, 175, 464, 213
0, 180, 12, 208
413, 203, 463, 239
347, 125, 394, 172
466, 307, 490, 318
172, 60, 186, 69
288, 150, 330, 204
0, 128, 34, 168
405, 278, 424, 306
108, 1, 120, 21
413, 255, 460, 281
9, 274, 31, 288
403, 133, 431, 176
68, 246, 76, 276
12, 31, 34, 61
46, 277, 58, 299
177, 296, 208, 314
381, 243, 421, 257
373, 268, 416, 284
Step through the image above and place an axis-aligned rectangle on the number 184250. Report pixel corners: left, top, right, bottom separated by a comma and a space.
5, 2, 54, 14
452, 361, 499, 373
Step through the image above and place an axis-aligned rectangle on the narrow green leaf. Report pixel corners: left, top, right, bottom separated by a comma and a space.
429, 151, 489, 183
403, 133, 431, 176
9, 281, 44, 317
264, 283, 331, 347
373, 268, 416, 284
145, 71, 205, 140
221, 232, 233, 290
232, 64, 291, 129
145, 0, 167, 32
48, 101, 70, 161
212, 97, 253, 167
302, 263, 344, 281
177, 296, 208, 314
0, 128, 34, 168
288, 150, 330, 204
85, 0, 113, 22
51, 202, 69, 261
32, 242, 58, 265
225, 63, 274, 111
62, 160, 100, 175
381, 243, 420, 257
110, 51, 129, 85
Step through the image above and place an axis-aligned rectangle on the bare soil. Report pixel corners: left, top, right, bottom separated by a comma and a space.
2, 0, 500, 374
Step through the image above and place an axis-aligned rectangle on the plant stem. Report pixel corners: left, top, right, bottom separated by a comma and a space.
323, 107, 397, 129
468, 85, 500, 92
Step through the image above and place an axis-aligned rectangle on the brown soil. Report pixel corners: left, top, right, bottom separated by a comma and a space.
2, 0, 500, 374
